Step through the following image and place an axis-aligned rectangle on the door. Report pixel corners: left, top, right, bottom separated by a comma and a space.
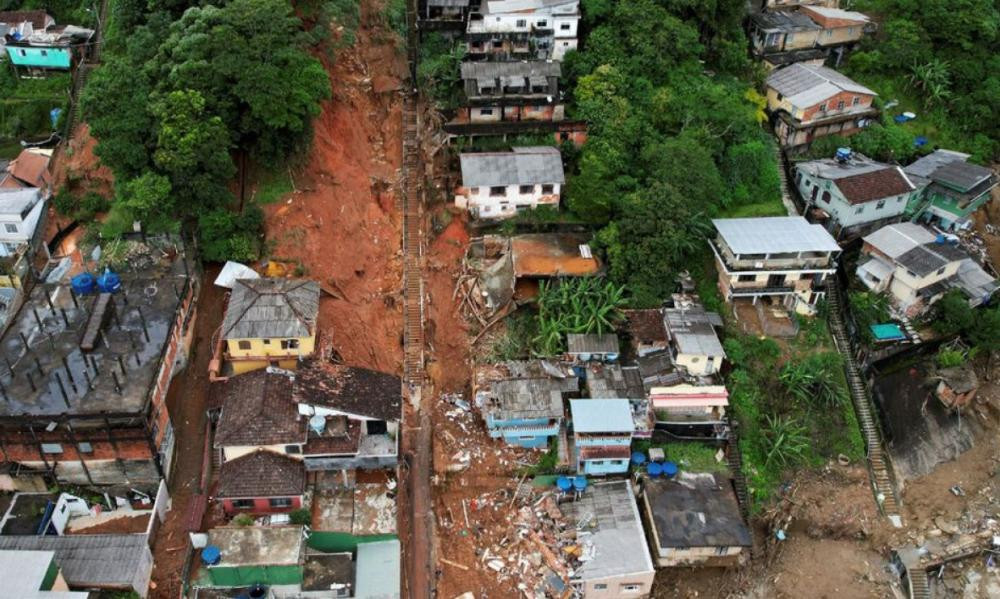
767, 274, 786, 288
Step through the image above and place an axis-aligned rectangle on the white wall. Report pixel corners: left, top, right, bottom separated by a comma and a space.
797, 171, 911, 229
457, 182, 561, 219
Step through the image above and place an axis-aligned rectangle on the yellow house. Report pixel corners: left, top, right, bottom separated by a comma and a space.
221, 278, 320, 374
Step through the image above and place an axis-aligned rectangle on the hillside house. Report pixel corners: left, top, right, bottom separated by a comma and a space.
5, 24, 93, 73
455, 147, 564, 219
796, 153, 917, 239
857, 223, 997, 316
566, 333, 619, 363
710, 217, 840, 315
650, 384, 729, 425
757, 0, 837, 8
903, 150, 999, 230
219, 278, 320, 375
765, 63, 877, 150
663, 298, 725, 377
623, 309, 669, 357
0, 236, 196, 485
641, 472, 752, 567
215, 449, 306, 516
476, 360, 577, 448
0, 149, 52, 193
466, 0, 579, 61
561, 481, 656, 597
0, 11, 54, 54
458, 60, 563, 124
420, 0, 472, 26
569, 399, 633, 476
750, 7, 871, 69
0, 188, 46, 258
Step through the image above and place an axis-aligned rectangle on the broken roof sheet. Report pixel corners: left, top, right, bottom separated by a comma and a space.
214, 261, 259, 289
293, 359, 401, 422
459, 147, 564, 188
584, 363, 644, 399
766, 63, 875, 108
570, 398, 633, 433
750, 10, 820, 31
566, 333, 619, 355
713, 216, 840, 255
664, 305, 725, 357
955, 258, 999, 302
623, 309, 667, 345
490, 378, 565, 420
0, 10, 51, 28
216, 449, 306, 498
4, 150, 50, 189
222, 278, 319, 340
560, 481, 654, 582
644, 472, 752, 550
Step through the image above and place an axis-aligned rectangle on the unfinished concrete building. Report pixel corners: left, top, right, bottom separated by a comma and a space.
0, 235, 197, 486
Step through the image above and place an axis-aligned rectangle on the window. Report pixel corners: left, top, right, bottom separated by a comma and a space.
519, 185, 534, 194
826, 29, 833, 37
591, 460, 605, 466
519, 435, 535, 441
489, 186, 506, 196
876, 200, 886, 210
560, 23, 570, 30
492, 40, 502, 48
269, 498, 293, 508
479, 108, 493, 116
562, 41, 569, 46
237, 340, 252, 350
537, 19, 547, 27
285, 445, 302, 454
262, 339, 270, 345
855, 206, 864, 214
18, 49, 25, 56
516, 19, 526, 27
776, 93, 783, 101
936, 267, 946, 275
4, 223, 17, 233
738, 274, 755, 282
820, 191, 831, 204
366, 420, 388, 435
40, 50, 47, 57
818, 103, 827, 112
848, 27, 856, 36
837, 100, 845, 110
852, 96, 860, 106
594, 584, 608, 591
281, 339, 300, 350
469, 187, 479, 194
906, 269, 917, 278
232, 499, 254, 510
541, 184, 554, 194
77, 442, 93, 453
621, 584, 642, 593
41, 443, 63, 454
715, 546, 730, 555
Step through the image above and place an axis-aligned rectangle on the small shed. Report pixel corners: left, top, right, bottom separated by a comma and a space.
355, 539, 400, 599
566, 333, 619, 362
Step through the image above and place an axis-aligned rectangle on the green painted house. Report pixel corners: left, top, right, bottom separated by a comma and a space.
4, 25, 93, 72
904, 149, 999, 230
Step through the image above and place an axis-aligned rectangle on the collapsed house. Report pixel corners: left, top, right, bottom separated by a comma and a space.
903, 150, 999, 231
474, 360, 578, 448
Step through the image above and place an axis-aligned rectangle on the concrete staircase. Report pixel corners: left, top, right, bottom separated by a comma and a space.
827, 283, 902, 524
775, 145, 799, 216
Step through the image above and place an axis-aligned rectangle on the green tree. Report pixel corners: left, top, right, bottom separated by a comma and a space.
933, 289, 974, 336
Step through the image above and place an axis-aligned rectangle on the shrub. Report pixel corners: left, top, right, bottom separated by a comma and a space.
198, 206, 264, 263
289, 508, 312, 526
231, 514, 254, 526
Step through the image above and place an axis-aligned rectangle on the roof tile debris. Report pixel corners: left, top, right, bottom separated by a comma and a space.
293, 359, 401, 422
216, 449, 306, 498
222, 278, 320, 340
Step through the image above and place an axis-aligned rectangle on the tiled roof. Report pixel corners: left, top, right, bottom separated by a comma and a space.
294, 359, 401, 422
222, 278, 320, 340
897, 242, 968, 277
833, 166, 915, 205
459, 147, 564, 187
623, 309, 667, 344
216, 449, 305, 498
214, 370, 305, 447
0, 10, 51, 28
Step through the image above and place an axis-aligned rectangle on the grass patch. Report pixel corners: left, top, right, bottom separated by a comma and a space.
251, 167, 295, 205
633, 440, 728, 474
520, 439, 558, 476
485, 311, 539, 362
718, 197, 787, 218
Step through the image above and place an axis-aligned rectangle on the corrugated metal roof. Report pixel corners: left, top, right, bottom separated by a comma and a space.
459, 147, 564, 187
570, 398, 633, 433
750, 10, 820, 32
355, 539, 401, 599
221, 278, 320, 339
766, 63, 875, 108
803, 6, 871, 22
712, 216, 840, 255
566, 333, 619, 355
930, 160, 994, 192
903, 149, 969, 182
460, 60, 560, 81
0, 534, 150, 590
664, 306, 725, 357
862, 223, 936, 259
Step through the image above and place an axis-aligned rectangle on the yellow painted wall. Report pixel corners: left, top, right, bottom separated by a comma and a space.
229, 358, 300, 375
765, 88, 802, 119
226, 335, 315, 359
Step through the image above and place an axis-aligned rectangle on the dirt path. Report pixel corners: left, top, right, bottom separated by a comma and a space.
148, 266, 225, 599
263, 1, 406, 374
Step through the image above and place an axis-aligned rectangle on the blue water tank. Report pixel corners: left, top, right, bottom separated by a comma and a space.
835, 147, 852, 162
71, 273, 96, 295
572, 476, 587, 492
662, 461, 679, 478
96, 269, 122, 293
630, 451, 647, 465
556, 476, 572, 492
201, 545, 221, 566
647, 462, 663, 478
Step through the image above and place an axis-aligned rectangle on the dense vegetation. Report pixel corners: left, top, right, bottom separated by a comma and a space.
80, 0, 330, 256
844, 0, 1000, 162
562, 0, 782, 306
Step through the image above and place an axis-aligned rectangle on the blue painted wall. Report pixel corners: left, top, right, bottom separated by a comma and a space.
486, 415, 560, 448
579, 457, 629, 475
6, 46, 72, 69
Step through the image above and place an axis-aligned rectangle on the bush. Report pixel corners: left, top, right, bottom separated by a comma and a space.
198, 206, 265, 263
232, 514, 254, 526
936, 347, 967, 368
289, 508, 312, 525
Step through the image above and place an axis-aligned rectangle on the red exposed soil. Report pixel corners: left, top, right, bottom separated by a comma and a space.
425, 215, 472, 391
262, 3, 406, 374
50, 123, 114, 196
68, 513, 150, 535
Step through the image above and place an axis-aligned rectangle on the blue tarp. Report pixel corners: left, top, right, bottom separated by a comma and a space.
871, 323, 906, 341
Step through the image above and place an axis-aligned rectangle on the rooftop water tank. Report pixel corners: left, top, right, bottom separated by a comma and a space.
201, 545, 221, 566
662, 461, 679, 478
309, 414, 326, 435
835, 147, 852, 162
647, 462, 663, 478
96, 269, 122, 293
630, 451, 647, 466
71, 273, 96, 296
572, 476, 587, 492
556, 476, 572, 492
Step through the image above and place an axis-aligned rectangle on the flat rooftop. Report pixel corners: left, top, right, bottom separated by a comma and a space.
643, 472, 751, 551
0, 235, 191, 417
205, 526, 303, 567
560, 480, 654, 583
510, 233, 601, 277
